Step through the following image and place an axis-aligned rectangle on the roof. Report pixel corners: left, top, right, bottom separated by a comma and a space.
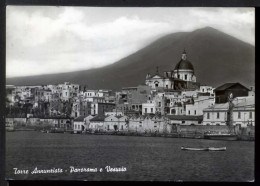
74, 115, 85, 122
174, 59, 194, 71
167, 115, 203, 121
215, 83, 249, 91
90, 115, 106, 122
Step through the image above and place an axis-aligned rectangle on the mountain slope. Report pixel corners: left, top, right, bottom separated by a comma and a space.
6, 27, 255, 90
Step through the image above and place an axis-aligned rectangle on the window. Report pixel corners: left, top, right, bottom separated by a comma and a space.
194, 110, 196, 115
182, 121, 185, 124
185, 75, 187, 80
159, 102, 161, 107
121, 125, 123, 130
166, 85, 168, 89
178, 75, 180, 79
107, 125, 110, 130
249, 112, 252, 119
217, 112, 220, 119
155, 83, 158, 87
151, 108, 153, 113
238, 112, 241, 119
188, 110, 190, 115
207, 113, 210, 119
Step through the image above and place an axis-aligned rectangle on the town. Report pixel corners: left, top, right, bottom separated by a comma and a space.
5, 50, 255, 140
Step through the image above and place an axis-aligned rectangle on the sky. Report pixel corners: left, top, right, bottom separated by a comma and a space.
6, 7, 255, 78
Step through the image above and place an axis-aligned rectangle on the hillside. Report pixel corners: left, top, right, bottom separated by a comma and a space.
6, 27, 255, 90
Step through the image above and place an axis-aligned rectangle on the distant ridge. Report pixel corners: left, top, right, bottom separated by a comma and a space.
6, 26, 255, 90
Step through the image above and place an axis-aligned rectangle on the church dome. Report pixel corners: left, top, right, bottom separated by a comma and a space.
174, 59, 194, 71
174, 50, 194, 71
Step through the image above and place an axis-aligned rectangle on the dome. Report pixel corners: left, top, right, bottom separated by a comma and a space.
174, 50, 194, 71
174, 59, 194, 71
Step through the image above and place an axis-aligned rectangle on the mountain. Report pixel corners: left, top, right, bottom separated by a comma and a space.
6, 27, 255, 90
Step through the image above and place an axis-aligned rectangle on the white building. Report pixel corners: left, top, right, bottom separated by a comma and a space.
202, 96, 255, 127
89, 115, 106, 131
73, 116, 85, 133
142, 101, 156, 115
186, 96, 215, 116
104, 115, 128, 131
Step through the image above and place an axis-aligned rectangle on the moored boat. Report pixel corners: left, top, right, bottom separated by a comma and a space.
208, 147, 226, 151
181, 147, 208, 151
204, 133, 238, 141
181, 146, 226, 151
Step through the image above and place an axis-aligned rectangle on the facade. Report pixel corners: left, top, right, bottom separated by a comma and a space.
142, 101, 156, 115
185, 96, 215, 116
73, 116, 85, 133
90, 102, 116, 116
104, 115, 128, 132
89, 115, 106, 131
203, 96, 255, 127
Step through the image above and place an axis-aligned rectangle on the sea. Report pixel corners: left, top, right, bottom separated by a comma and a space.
5, 131, 254, 181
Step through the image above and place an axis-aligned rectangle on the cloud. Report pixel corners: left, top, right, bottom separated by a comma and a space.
6, 7, 255, 78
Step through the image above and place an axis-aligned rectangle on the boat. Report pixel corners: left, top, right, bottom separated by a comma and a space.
204, 133, 238, 141
208, 147, 226, 151
181, 147, 208, 151
181, 147, 226, 151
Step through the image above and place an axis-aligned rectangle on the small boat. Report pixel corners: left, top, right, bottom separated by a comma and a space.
181, 147, 226, 151
204, 133, 238, 141
208, 147, 226, 151
181, 147, 208, 151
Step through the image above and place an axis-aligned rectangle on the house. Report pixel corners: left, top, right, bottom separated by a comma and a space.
202, 103, 228, 126
232, 97, 255, 127
104, 115, 128, 132
214, 83, 249, 103
90, 102, 116, 116
89, 115, 106, 131
202, 96, 255, 127
142, 101, 156, 115
185, 96, 215, 116
73, 116, 86, 133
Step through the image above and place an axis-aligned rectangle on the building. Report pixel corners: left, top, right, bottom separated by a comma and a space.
104, 115, 128, 132
145, 50, 200, 91
203, 96, 255, 127
185, 96, 215, 116
120, 85, 151, 113
142, 101, 156, 115
214, 83, 249, 103
73, 116, 86, 133
71, 100, 91, 118
89, 115, 106, 131
90, 102, 116, 116
232, 97, 255, 127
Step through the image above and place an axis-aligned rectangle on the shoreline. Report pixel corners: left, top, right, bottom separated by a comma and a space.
6, 129, 255, 141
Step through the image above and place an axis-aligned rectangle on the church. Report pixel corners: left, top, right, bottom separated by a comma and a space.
145, 50, 200, 90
